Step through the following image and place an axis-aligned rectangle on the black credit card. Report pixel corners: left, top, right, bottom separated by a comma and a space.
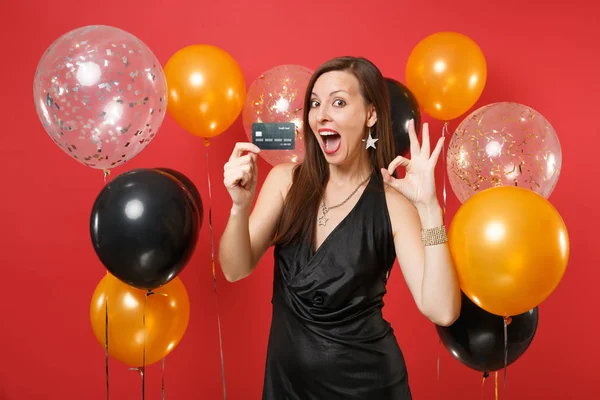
252, 122, 296, 150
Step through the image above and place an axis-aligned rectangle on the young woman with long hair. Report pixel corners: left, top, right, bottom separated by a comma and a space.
219, 56, 461, 399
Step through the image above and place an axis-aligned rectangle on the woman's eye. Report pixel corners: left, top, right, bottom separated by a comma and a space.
333, 99, 346, 107
310, 100, 320, 108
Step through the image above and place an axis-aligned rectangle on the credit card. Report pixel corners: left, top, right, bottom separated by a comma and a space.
252, 122, 296, 150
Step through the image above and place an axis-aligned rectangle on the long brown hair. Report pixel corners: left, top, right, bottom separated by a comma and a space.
273, 56, 396, 247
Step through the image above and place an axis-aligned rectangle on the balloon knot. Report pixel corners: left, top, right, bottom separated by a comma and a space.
483, 372, 490, 379
129, 367, 144, 376
504, 316, 513, 325
203, 138, 211, 147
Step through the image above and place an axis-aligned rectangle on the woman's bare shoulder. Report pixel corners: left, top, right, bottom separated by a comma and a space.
265, 162, 297, 199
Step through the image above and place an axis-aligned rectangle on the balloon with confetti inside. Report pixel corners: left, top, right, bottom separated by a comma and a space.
446, 102, 562, 203
33, 25, 167, 171
242, 64, 313, 166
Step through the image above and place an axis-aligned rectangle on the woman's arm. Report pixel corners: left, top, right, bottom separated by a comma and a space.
386, 190, 461, 326
219, 162, 294, 282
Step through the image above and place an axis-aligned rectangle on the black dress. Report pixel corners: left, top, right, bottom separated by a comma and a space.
262, 170, 412, 399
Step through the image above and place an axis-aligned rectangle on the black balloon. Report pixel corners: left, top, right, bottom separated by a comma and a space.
385, 78, 421, 156
155, 168, 203, 228
436, 293, 538, 373
90, 169, 200, 290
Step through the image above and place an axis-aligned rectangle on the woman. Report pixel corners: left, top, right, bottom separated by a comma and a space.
219, 56, 461, 399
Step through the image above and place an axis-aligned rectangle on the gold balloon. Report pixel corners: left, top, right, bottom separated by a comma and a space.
90, 273, 190, 367
164, 44, 246, 139
405, 32, 487, 121
448, 186, 569, 317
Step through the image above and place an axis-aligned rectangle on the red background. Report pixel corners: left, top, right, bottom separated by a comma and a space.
1, 0, 598, 399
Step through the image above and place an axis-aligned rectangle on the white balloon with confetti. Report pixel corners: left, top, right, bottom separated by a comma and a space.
242, 64, 313, 166
446, 102, 562, 203
33, 25, 167, 172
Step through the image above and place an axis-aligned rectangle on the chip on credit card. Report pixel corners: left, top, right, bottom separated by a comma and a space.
252, 122, 296, 150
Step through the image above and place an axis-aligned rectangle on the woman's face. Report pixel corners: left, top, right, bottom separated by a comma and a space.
308, 70, 377, 166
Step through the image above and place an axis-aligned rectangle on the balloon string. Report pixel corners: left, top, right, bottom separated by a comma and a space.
204, 140, 217, 288
105, 291, 109, 400
441, 122, 449, 224
436, 338, 441, 400
436, 122, 449, 400
495, 371, 499, 400
102, 163, 110, 398
216, 302, 226, 397
481, 372, 488, 400
504, 316, 510, 397
141, 290, 153, 400
205, 142, 227, 400
141, 292, 148, 400
140, 368, 145, 400
161, 358, 165, 400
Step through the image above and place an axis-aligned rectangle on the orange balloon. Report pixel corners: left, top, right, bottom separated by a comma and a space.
90, 273, 190, 367
449, 186, 569, 317
164, 44, 246, 138
405, 32, 487, 121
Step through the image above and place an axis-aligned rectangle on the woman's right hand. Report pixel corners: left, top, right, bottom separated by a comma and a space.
223, 142, 261, 212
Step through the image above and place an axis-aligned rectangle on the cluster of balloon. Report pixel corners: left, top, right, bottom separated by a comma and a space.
32, 25, 201, 369
33, 25, 168, 174
242, 64, 313, 166
403, 31, 569, 372
445, 102, 567, 330
89, 167, 202, 367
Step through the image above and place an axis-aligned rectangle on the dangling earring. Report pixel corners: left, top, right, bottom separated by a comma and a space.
363, 127, 378, 150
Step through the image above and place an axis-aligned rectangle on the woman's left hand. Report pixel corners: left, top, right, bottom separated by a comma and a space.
381, 120, 444, 207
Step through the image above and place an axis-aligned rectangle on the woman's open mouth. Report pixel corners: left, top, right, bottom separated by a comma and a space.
318, 128, 341, 155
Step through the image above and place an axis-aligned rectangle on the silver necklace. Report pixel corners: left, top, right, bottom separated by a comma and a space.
318, 175, 371, 227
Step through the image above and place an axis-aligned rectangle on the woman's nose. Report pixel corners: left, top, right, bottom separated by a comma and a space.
316, 105, 331, 123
